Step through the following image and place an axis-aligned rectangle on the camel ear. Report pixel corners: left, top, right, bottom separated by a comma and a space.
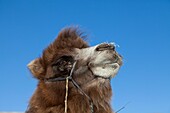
27, 58, 44, 79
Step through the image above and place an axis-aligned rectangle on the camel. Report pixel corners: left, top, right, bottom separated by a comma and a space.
26, 27, 122, 113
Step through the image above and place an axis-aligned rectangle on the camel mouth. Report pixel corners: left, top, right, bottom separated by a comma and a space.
95, 76, 111, 80
90, 62, 121, 80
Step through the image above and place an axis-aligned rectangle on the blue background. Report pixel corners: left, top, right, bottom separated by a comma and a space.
0, 0, 170, 113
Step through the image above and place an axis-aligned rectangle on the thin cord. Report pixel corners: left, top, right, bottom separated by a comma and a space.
64, 77, 69, 113
115, 101, 130, 113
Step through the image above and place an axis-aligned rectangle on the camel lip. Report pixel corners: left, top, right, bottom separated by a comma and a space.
103, 62, 120, 69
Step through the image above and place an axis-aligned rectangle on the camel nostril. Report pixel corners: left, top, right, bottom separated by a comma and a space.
96, 43, 115, 51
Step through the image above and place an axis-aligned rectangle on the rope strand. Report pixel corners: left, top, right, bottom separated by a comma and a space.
64, 77, 69, 113
115, 101, 130, 113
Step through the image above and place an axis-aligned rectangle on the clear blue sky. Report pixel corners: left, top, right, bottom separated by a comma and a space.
0, 0, 170, 113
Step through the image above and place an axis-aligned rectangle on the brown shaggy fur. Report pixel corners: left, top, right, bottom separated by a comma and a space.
26, 27, 122, 113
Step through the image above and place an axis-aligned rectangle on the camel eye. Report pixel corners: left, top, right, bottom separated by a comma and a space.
52, 56, 74, 72
52, 60, 67, 72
